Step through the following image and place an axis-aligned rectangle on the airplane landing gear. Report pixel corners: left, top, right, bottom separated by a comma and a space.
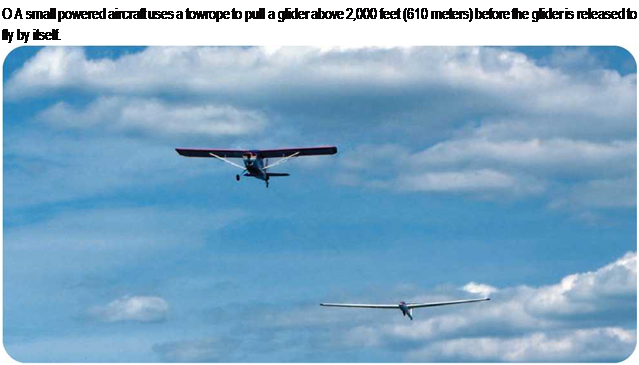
266, 181, 269, 188
236, 174, 240, 181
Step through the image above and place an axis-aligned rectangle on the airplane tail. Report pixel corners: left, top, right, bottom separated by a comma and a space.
266, 173, 290, 177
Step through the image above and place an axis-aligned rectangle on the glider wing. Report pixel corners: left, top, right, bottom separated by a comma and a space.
407, 297, 490, 309
320, 303, 399, 309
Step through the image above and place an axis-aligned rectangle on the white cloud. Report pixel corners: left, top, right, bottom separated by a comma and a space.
397, 253, 636, 336
525, 251, 637, 317
551, 176, 637, 209
415, 138, 636, 178
407, 327, 636, 362
6, 47, 635, 131
37, 97, 267, 137
337, 135, 635, 206
462, 282, 498, 297
89, 295, 169, 322
396, 169, 545, 195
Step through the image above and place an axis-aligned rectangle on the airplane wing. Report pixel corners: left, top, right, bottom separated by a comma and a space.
175, 148, 246, 158
258, 146, 338, 158
320, 303, 399, 309
407, 297, 490, 309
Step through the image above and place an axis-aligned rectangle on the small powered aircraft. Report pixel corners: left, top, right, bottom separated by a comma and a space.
320, 297, 490, 321
175, 146, 337, 187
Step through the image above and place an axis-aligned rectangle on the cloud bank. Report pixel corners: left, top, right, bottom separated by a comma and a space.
6, 47, 636, 126
37, 97, 268, 138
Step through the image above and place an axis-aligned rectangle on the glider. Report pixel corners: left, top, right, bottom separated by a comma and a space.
320, 297, 490, 320
175, 146, 337, 187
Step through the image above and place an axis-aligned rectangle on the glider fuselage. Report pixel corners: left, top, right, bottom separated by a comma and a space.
398, 301, 413, 320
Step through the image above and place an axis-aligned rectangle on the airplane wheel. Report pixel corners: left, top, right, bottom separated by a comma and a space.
266, 181, 269, 188
236, 174, 240, 181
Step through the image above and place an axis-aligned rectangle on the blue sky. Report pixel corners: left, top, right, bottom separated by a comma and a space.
2, 46, 637, 362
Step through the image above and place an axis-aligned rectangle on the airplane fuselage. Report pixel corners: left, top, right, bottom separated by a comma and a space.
240, 152, 288, 187
242, 152, 268, 181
